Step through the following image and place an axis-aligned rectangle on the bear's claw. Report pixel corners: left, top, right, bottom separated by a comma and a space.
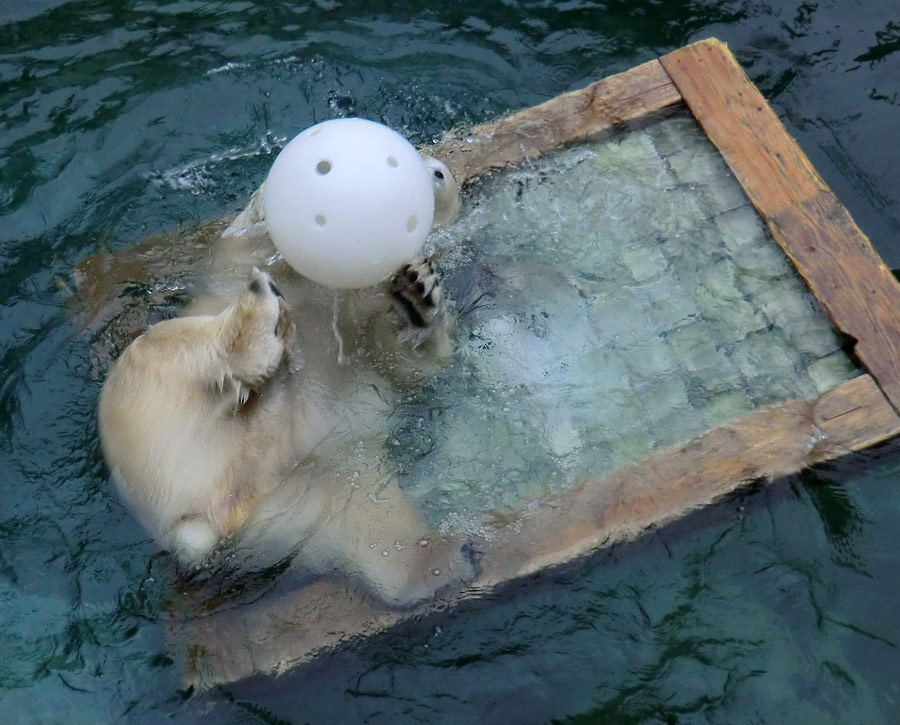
389, 257, 449, 349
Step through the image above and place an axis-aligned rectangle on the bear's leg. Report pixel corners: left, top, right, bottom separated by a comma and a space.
355, 533, 476, 609
314, 477, 476, 609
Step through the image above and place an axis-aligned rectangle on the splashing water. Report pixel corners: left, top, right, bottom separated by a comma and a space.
331, 291, 347, 365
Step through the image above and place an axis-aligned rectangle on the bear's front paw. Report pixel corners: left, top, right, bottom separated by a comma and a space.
389, 258, 449, 350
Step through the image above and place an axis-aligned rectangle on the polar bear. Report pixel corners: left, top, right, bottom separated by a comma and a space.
99, 157, 474, 609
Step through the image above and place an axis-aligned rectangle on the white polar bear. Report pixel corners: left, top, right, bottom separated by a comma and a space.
99, 157, 474, 608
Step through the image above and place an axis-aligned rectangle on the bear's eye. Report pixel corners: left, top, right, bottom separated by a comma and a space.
268, 280, 283, 299
433, 169, 444, 181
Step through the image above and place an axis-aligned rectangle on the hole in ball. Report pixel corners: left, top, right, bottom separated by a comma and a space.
316, 160, 332, 175
387, 156, 399, 168
406, 215, 418, 233
315, 214, 327, 226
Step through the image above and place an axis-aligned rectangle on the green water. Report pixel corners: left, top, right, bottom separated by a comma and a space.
2, 1, 900, 722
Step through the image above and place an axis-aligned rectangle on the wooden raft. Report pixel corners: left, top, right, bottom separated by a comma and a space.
145, 40, 900, 687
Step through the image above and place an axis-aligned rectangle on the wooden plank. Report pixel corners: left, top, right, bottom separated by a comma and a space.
175, 373, 900, 689
431, 59, 682, 184
660, 39, 900, 414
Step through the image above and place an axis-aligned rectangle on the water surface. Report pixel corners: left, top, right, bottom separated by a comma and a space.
2, 1, 900, 722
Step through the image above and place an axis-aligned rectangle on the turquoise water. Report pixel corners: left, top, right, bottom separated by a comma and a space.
2, 1, 900, 722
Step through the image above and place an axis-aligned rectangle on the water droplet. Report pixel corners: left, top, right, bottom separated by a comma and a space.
418, 538, 430, 547
432, 568, 441, 576
316, 159, 332, 174
382, 549, 390, 557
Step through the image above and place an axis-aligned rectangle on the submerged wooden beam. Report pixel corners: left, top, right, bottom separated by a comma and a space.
176, 373, 900, 689
660, 39, 900, 414
431, 59, 682, 184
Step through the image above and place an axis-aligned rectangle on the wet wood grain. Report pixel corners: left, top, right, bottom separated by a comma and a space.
661, 38, 900, 414
431, 59, 682, 184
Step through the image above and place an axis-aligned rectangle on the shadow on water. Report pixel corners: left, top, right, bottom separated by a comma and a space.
853, 21, 900, 66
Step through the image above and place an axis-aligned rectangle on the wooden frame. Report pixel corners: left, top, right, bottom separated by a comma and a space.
156, 39, 900, 687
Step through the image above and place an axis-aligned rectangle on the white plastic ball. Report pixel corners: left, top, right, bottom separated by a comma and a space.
263, 118, 435, 289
